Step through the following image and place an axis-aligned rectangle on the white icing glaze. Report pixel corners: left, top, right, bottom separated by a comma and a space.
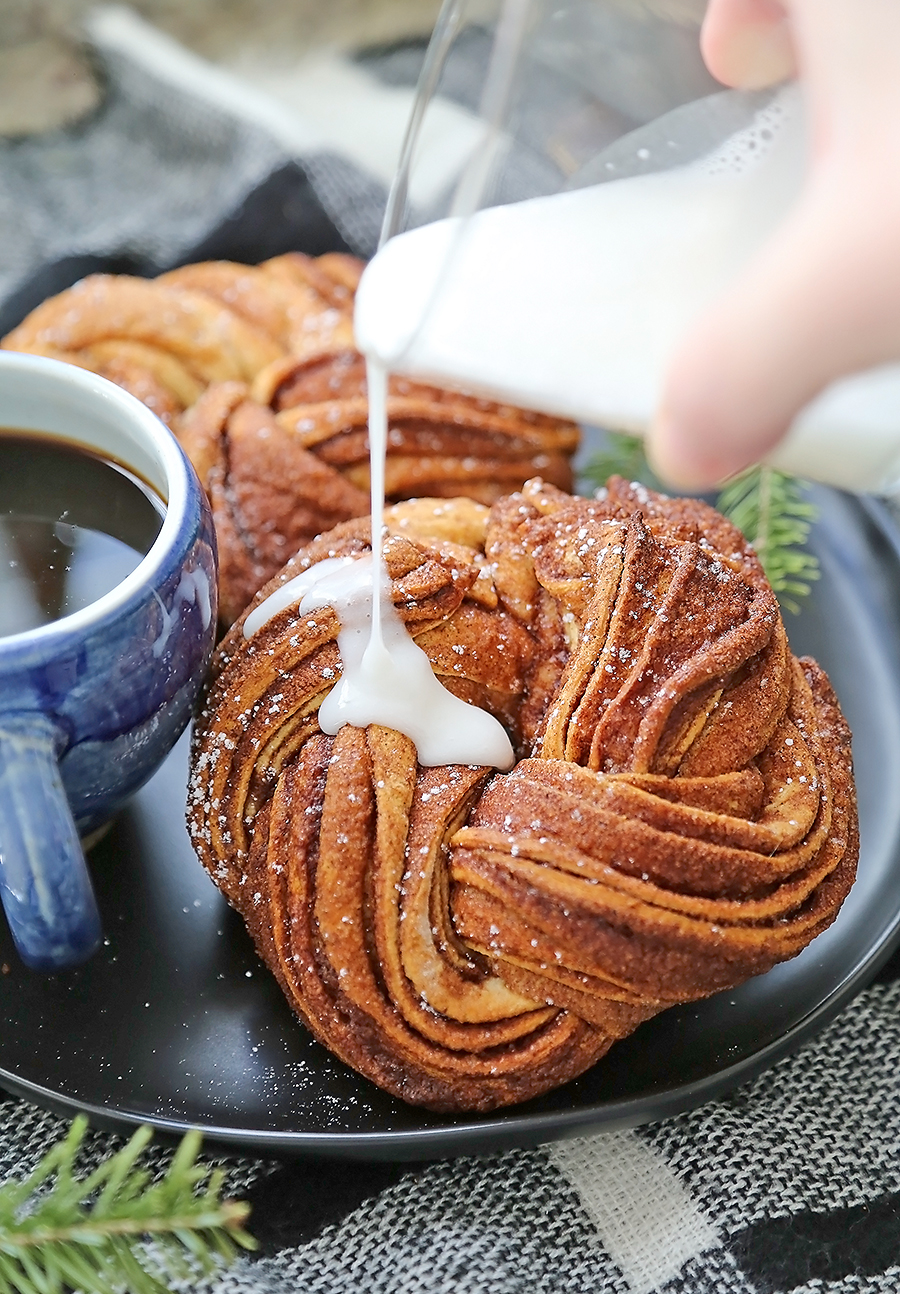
300, 550, 514, 768
242, 358, 514, 771
242, 557, 354, 640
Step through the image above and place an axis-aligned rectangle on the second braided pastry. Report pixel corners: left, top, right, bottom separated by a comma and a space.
2, 254, 578, 627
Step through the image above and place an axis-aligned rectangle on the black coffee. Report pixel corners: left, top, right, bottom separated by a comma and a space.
0, 431, 165, 639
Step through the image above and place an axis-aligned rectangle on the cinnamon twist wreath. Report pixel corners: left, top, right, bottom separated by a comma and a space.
2, 255, 578, 626
188, 477, 858, 1112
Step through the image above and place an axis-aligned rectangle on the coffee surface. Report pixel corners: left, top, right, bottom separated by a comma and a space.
0, 431, 164, 638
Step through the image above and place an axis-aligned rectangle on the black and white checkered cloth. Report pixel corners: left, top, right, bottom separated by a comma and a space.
3, 11, 900, 1290
5, 963, 900, 1292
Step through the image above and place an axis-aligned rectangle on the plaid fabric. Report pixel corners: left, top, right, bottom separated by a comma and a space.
4, 960, 900, 1291
2, 12, 900, 1291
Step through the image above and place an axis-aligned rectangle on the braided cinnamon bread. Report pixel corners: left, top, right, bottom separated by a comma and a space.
2, 255, 578, 626
188, 477, 858, 1112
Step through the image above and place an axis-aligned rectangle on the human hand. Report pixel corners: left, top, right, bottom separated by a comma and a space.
647, 0, 900, 490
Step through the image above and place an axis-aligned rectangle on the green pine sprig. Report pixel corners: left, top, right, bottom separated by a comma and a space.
715, 464, 820, 613
0, 1116, 255, 1294
582, 431, 820, 613
581, 432, 665, 495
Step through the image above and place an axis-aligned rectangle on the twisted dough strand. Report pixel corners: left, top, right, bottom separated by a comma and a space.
188, 478, 857, 1111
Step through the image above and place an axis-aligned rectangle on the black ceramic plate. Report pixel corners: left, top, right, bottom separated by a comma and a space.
1, 487, 899, 1160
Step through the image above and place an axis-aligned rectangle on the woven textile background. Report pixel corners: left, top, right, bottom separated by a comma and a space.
2, 13, 900, 1292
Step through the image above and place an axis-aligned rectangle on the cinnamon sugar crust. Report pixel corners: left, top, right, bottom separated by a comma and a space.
188, 479, 858, 1111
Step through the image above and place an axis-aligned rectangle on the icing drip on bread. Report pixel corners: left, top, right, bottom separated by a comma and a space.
243, 359, 514, 770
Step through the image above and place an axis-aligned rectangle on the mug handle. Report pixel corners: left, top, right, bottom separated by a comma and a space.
0, 712, 102, 971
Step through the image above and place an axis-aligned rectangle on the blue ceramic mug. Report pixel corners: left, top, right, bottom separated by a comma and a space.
0, 352, 217, 971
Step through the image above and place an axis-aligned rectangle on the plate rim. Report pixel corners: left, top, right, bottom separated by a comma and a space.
2, 899, 899, 1162
1, 494, 899, 1162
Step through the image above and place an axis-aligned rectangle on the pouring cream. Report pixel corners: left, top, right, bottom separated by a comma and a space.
355, 86, 900, 495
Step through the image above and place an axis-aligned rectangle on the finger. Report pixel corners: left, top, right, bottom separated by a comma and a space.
789, 0, 900, 159
648, 175, 900, 491
701, 0, 796, 88
649, 0, 900, 491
